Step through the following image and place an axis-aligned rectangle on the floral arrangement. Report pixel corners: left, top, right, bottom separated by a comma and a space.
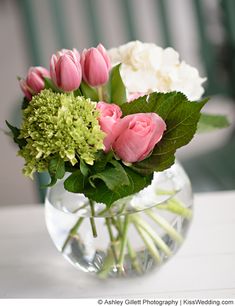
6, 41, 229, 277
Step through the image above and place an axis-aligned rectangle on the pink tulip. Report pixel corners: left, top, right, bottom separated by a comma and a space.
50, 48, 82, 91
81, 44, 111, 87
19, 66, 50, 100
97, 102, 122, 152
112, 113, 166, 163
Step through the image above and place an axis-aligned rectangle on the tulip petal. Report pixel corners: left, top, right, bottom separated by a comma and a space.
19, 79, 32, 100
97, 43, 111, 70
50, 54, 59, 86
81, 47, 110, 87
27, 71, 44, 92
59, 55, 82, 91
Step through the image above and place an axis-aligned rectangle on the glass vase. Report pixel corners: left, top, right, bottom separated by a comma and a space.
45, 161, 193, 278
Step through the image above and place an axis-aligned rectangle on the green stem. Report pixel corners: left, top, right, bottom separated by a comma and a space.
127, 240, 142, 274
157, 198, 192, 219
61, 217, 84, 252
97, 86, 103, 101
146, 209, 183, 243
132, 214, 172, 256
98, 248, 116, 279
117, 215, 129, 273
106, 218, 118, 264
97, 206, 110, 217
132, 219, 161, 263
89, 200, 97, 238
155, 188, 177, 196
73, 202, 89, 213
112, 216, 122, 237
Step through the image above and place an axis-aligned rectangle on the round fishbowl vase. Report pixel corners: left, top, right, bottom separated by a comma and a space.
45, 161, 193, 278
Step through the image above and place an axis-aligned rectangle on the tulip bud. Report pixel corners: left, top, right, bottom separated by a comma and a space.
81, 44, 111, 87
19, 66, 50, 100
50, 48, 82, 91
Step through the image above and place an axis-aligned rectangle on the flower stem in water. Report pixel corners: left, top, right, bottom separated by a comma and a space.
89, 200, 97, 238
132, 218, 161, 263
157, 198, 192, 219
117, 215, 129, 273
106, 218, 118, 264
132, 214, 172, 256
127, 239, 142, 274
61, 217, 84, 252
146, 209, 183, 243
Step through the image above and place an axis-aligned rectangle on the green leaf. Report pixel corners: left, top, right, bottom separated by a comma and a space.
80, 159, 90, 177
89, 160, 130, 191
21, 97, 29, 109
48, 155, 65, 179
64, 162, 78, 173
108, 64, 126, 105
73, 88, 82, 97
64, 159, 153, 206
197, 113, 230, 133
44, 77, 60, 92
85, 167, 153, 207
121, 92, 208, 175
92, 150, 114, 173
80, 81, 99, 101
5, 120, 27, 149
64, 170, 86, 193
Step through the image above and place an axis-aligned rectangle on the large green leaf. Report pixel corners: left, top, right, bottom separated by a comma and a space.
121, 92, 208, 175
197, 113, 230, 133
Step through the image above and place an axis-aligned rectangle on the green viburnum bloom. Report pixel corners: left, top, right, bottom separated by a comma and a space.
18, 89, 105, 177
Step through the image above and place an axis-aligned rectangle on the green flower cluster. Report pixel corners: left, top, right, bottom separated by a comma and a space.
19, 89, 105, 177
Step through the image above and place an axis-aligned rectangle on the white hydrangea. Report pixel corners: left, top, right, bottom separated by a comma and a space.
108, 41, 206, 100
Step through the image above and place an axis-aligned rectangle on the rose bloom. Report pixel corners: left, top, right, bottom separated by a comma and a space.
108, 40, 206, 100
112, 113, 166, 163
96, 102, 122, 152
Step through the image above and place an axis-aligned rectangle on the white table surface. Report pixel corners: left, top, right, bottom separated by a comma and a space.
0, 191, 235, 299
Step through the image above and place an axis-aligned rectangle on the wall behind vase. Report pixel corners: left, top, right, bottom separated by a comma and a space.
0, 0, 227, 206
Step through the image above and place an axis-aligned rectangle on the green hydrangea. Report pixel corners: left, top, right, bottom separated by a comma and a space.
19, 89, 105, 177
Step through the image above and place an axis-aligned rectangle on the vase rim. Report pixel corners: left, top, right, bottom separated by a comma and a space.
45, 162, 192, 218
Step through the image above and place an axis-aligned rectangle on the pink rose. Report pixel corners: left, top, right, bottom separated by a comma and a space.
97, 102, 122, 152
112, 113, 166, 163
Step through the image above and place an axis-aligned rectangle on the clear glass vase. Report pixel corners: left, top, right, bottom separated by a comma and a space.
45, 161, 193, 278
